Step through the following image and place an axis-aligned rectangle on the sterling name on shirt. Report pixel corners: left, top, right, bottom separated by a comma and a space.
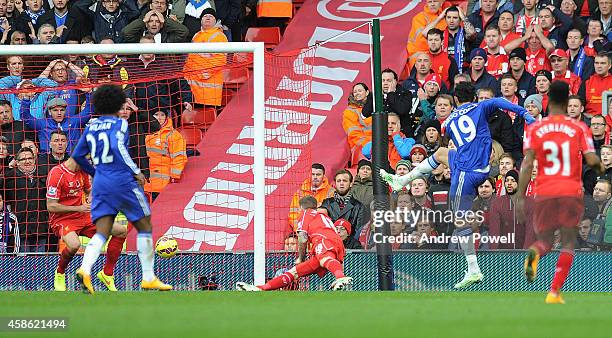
534, 123, 577, 138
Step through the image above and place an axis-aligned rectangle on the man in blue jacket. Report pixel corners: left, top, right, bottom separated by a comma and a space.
20, 95, 92, 153
0, 76, 58, 120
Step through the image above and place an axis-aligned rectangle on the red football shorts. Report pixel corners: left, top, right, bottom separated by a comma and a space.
297, 239, 345, 278
533, 196, 584, 233
52, 217, 96, 239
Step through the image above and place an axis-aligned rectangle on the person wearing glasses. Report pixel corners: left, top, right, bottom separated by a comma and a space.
2, 147, 50, 252
589, 115, 607, 156
550, 49, 582, 94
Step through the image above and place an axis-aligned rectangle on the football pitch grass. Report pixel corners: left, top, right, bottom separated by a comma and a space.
2, 291, 610, 338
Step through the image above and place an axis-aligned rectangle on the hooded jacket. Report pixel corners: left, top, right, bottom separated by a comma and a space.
20, 94, 92, 153
144, 117, 187, 193
183, 25, 228, 106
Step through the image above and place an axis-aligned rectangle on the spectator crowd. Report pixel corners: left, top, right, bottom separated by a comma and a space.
0, 0, 609, 254
327, 0, 612, 252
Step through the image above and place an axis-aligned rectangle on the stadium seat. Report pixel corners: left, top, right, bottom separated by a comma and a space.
182, 107, 217, 130
221, 89, 236, 107
245, 27, 281, 50
178, 127, 204, 148
223, 66, 250, 90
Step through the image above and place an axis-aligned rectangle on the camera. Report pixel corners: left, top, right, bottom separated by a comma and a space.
198, 275, 219, 290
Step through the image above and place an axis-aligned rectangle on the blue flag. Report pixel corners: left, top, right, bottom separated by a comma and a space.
188, 0, 209, 9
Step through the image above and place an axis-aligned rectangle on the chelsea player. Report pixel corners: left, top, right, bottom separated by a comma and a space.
382, 82, 536, 288
72, 85, 172, 293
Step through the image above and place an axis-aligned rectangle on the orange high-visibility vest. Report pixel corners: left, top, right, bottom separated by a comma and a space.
288, 176, 334, 231
342, 103, 372, 150
145, 119, 188, 193
184, 27, 228, 106
257, 0, 293, 18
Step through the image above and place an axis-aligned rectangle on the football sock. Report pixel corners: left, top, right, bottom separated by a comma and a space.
80, 233, 107, 275
137, 232, 155, 282
466, 255, 480, 274
57, 247, 76, 274
530, 240, 552, 258
398, 156, 440, 186
457, 227, 480, 274
295, 259, 320, 277
103, 236, 126, 276
323, 259, 345, 279
550, 250, 574, 293
259, 271, 295, 291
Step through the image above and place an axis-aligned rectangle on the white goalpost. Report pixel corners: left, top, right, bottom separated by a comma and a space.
0, 42, 267, 286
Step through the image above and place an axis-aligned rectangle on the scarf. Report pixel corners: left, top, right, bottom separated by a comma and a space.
572, 47, 587, 77
347, 94, 366, 109
526, 179, 534, 197
444, 28, 465, 73
334, 191, 352, 211
26, 9, 45, 25
504, 96, 519, 122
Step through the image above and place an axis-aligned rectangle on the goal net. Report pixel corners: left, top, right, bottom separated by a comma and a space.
0, 42, 314, 291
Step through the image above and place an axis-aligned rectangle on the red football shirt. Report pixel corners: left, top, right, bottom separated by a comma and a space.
524, 115, 595, 197
485, 49, 509, 78
526, 48, 551, 75
584, 74, 612, 116
297, 209, 342, 246
552, 70, 581, 94
428, 51, 453, 88
501, 32, 521, 49
46, 163, 91, 225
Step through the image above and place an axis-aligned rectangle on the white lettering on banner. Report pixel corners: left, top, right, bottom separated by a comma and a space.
318, 0, 419, 22
226, 143, 300, 180
267, 27, 372, 109
337, 0, 386, 16
183, 191, 253, 230
267, 77, 345, 111
163, 226, 239, 251
307, 27, 371, 45
315, 46, 370, 63
212, 162, 251, 174
202, 177, 277, 195
178, 2, 415, 250
265, 107, 326, 142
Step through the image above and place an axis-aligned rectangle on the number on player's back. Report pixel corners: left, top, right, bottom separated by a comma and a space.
86, 131, 114, 165
449, 115, 476, 147
543, 141, 571, 177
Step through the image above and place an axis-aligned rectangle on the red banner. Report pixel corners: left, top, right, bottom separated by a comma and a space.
145, 0, 423, 251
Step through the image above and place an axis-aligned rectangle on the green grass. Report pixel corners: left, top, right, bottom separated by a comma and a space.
1, 291, 610, 338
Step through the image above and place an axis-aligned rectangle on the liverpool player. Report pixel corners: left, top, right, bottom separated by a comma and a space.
236, 196, 352, 291
517, 81, 604, 304
48, 157, 127, 292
